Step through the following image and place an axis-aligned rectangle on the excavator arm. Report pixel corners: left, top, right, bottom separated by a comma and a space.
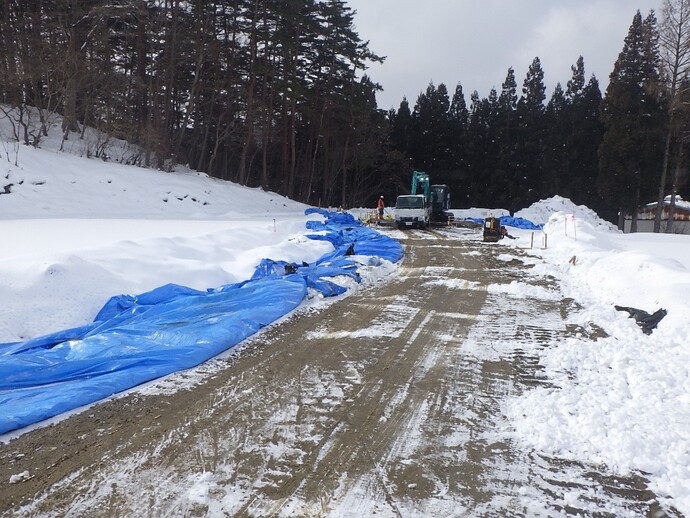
411, 171, 431, 200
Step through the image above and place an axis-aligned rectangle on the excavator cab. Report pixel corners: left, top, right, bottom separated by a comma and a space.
430, 184, 454, 223
482, 216, 501, 242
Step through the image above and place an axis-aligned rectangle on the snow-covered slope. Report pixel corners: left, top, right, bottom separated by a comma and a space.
2, 109, 690, 514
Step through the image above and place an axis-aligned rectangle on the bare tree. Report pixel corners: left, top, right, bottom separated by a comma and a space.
656, 0, 690, 231
667, 77, 690, 231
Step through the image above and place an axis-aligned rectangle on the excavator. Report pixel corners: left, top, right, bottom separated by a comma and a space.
394, 171, 454, 229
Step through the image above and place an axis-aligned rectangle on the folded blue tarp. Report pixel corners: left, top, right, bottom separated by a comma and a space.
499, 216, 543, 230
0, 209, 403, 435
465, 216, 543, 230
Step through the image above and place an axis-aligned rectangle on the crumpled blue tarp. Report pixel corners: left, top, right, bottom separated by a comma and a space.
500, 216, 543, 230
0, 278, 306, 435
0, 209, 403, 435
304, 208, 404, 264
465, 216, 543, 230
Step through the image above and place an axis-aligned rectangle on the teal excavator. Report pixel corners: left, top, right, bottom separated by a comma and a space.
394, 171, 454, 229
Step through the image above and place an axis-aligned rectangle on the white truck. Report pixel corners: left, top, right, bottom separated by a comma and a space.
394, 194, 430, 229
394, 171, 453, 229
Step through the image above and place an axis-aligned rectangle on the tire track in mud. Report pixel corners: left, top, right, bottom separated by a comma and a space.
0, 227, 680, 517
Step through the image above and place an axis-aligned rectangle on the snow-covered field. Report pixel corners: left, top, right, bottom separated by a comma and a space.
1, 112, 689, 514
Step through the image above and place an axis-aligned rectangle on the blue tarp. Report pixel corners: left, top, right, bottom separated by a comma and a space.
0, 209, 403, 435
465, 216, 543, 230
500, 216, 543, 230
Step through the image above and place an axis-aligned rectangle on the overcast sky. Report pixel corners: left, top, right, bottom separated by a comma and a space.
345, 0, 663, 110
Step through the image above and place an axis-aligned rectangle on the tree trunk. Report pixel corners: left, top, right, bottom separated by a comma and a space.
630, 174, 642, 233
135, 3, 150, 166
61, 26, 81, 137
340, 132, 351, 208
667, 145, 684, 233
287, 97, 297, 199
667, 190, 676, 233
1, 2, 21, 106
654, 120, 673, 232
261, 86, 273, 190
238, 0, 260, 185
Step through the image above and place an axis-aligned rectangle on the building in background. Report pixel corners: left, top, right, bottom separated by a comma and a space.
625, 196, 690, 234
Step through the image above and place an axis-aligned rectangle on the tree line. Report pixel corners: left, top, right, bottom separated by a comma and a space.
390, 5, 690, 230
1, 1, 688, 229
1, 0, 400, 208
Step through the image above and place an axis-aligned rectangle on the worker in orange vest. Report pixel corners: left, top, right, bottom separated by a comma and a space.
377, 196, 385, 222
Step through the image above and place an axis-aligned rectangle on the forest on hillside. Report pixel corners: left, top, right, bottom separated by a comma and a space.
1, 1, 689, 229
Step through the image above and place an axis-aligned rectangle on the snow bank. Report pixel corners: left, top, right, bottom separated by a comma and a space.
501, 198, 690, 515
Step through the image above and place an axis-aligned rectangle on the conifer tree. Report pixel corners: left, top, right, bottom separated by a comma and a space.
566, 57, 604, 209
465, 88, 501, 206
446, 83, 469, 197
410, 82, 451, 172
566, 56, 586, 99
576, 77, 605, 209
390, 97, 413, 157
544, 83, 569, 197
517, 57, 547, 206
449, 83, 469, 167
496, 67, 519, 211
0, 1, 385, 206
598, 10, 666, 230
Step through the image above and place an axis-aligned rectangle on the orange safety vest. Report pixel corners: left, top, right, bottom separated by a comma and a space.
377, 198, 384, 209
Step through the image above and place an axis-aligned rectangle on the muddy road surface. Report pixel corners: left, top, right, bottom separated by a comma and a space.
0, 226, 677, 517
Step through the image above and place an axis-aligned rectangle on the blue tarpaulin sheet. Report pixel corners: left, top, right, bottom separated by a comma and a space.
465, 216, 543, 230
0, 209, 403, 435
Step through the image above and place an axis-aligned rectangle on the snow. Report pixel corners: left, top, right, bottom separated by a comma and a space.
2, 113, 690, 514
502, 200, 690, 515
0, 143, 336, 342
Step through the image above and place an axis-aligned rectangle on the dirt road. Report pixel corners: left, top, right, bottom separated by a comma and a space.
0, 227, 677, 517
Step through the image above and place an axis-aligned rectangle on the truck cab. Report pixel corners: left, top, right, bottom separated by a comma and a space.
394, 194, 430, 229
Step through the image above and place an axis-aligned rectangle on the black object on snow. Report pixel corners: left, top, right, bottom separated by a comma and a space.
614, 305, 667, 335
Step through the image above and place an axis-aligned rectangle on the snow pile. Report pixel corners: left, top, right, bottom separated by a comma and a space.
497, 198, 690, 515
515, 195, 616, 228
452, 206, 510, 220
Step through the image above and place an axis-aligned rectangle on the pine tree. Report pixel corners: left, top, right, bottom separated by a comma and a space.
566, 56, 586, 99
448, 83, 469, 169
390, 97, 413, 156
465, 88, 500, 207
543, 83, 569, 197
566, 57, 604, 209
598, 10, 666, 230
410, 82, 451, 172
495, 67, 519, 211
576, 77, 605, 209
517, 57, 547, 207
